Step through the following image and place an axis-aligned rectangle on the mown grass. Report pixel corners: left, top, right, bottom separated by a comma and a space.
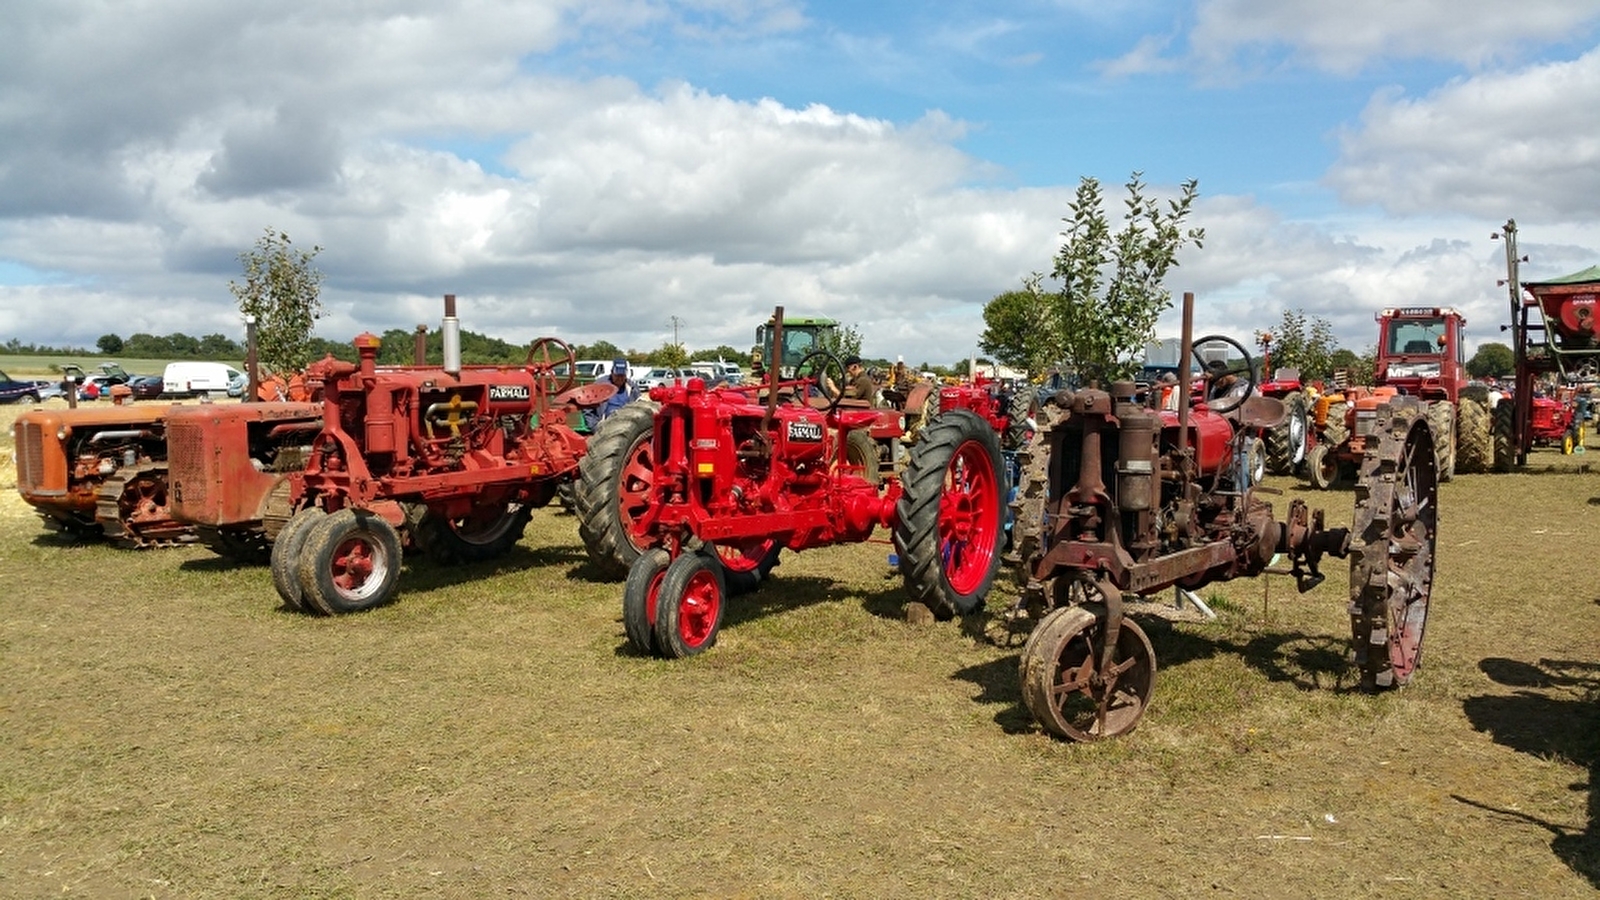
0, 355, 202, 378
1, 400, 1596, 897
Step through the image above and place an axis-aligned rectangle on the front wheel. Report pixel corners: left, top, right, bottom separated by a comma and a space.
623, 548, 671, 655
652, 551, 728, 658
271, 507, 326, 611
894, 409, 1004, 619
1019, 603, 1157, 741
296, 508, 403, 615
1306, 443, 1338, 490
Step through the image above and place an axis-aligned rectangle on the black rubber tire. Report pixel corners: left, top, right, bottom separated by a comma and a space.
843, 427, 881, 487
19, 392, 39, 405
414, 502, 532, 564
555, 478, 577, 514
1003, 386, 1037, 451
198, 525, 272, 566
296, 508, 403, 615
1455, 397, 1491, 474
652, 551, 728, 659
1264, 392, 1308, 475
1491, 399, 1516, 472
894, 409, 1004, 620
1426, 400, 1456, 482
1306, 443, 1338, 490
1322, 400, 1349, 448
270, 508, 326, 612
710, 541, 782, 597
576, 401, 659, 579
1245, 436, 1266, 486
623, 548, 672, 655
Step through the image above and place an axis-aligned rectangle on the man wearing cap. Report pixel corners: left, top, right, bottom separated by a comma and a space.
586, 358, 638, 429
841, 355, 878, 405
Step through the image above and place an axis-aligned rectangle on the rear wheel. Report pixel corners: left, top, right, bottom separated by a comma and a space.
297, 508, 403, 615
1322, 400, 1349, 448
709, 539, 782, 597
842, 427, 881, 487
576, 401, 659, 578
1455, 397, 1491, 473
895, 409, 1004, 619
1426, 400, 1456, 481
653, 552, 728, 658
414, 501, 531, 564
271, 507, 326, 612
1264, 392, 1309, 475
1003, 386, 1037, 450
1491, 399, 1516, 471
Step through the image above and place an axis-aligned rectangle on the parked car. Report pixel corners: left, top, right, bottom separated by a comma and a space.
163, 361, 244, 397
226, 370, 248, 397
635, 367, 697, 390
127, 374, 165, 400
0, 369, 50, 404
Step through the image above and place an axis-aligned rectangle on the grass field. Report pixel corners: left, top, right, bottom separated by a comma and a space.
0, 355, 236, 379
0, 402, 1596, 898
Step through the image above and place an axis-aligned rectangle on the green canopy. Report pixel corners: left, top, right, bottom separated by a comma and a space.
1524, 264, 1600, 288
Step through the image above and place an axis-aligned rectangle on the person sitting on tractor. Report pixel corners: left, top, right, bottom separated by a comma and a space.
841, 355, 880, 406
585, 358, 638, 430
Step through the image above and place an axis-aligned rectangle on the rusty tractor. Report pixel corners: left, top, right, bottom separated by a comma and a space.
577, 307, 1008, 658
1492, 220, 1600, 469
13, 399, 197, 548
1304, 305, 1489, 489
267, 295, 590, 615
1013, 292, 1438, 741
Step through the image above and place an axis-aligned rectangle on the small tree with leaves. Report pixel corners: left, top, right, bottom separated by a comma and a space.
229, 228, 325, 374
1256, 309, 1337, 382
980, 274, 1057, 375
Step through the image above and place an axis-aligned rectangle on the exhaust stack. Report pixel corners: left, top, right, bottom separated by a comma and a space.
442, 294, 461, 377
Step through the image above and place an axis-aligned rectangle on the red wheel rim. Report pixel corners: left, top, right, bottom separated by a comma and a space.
644, 568, 666, 627
712, 538, 776, 573
674, 569, 722, 648
329, 535, 386, 600
617, 434, 655, 552
937, 439, 999, 595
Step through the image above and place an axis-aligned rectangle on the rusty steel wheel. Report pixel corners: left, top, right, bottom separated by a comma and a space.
296, 508, 403, 615
652, 551, 727, 659
1348, 398, 1438, 691
1019, 600, 1157, 741
623, 548, 671, 655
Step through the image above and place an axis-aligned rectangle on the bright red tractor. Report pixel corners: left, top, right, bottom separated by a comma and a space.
1013, 293, 1438, 740
267, 295, 590, 615
577, 307, 1009, 658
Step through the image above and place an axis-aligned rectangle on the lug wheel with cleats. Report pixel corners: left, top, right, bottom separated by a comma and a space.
1019, 599, 1157, 741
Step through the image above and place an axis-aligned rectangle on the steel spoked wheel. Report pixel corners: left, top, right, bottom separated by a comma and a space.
270, 507, 326, 612
623, 548, 671, 655
895, 410, 1005, 619
1019, 601, 1157, 741
652, 552, 728, 658
709, 538, 782, 597
1349, 398, 1438, 690
297, 508, 403, 615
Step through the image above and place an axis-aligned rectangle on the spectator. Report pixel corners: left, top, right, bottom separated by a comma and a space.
842, 355, 878, 405
586, 358, 638, 430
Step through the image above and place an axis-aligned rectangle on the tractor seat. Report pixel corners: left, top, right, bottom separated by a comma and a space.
828, 408, 881, 431
1234, 395, 1288, 431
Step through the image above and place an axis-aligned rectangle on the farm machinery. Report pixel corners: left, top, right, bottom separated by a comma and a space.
1013, 293, 1438, 740
577, 306, 1011, 658
1491, 220, 1600, 468
264, 295, 594, 615
1252, 333, 1311, 476
1303, 306, 1490, 489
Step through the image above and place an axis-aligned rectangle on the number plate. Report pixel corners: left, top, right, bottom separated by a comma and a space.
489, 384, 530, 401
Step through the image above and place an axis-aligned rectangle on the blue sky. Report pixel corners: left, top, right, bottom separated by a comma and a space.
2, 1, 1599, 365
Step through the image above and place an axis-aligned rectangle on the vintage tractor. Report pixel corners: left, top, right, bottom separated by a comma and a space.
1304, 306, 1489, 489
1253, 332, 1311, 476
1491, 220, 1600, 469
164, 400, 325, 562
13, 399, 196, 547
267, 295, 590, 615
1013, 293, 1438, 740
580, 307, 1007, 658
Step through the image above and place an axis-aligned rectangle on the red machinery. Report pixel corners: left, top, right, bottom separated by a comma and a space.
1253, 332, 1311, 476
1014, 293, 1437, 740
1493, 220, 1600, 468
267, 295, 590, 615
578, 307, 1009, 658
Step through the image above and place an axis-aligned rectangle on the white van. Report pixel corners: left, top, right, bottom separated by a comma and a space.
689, 361, 743, 384
163, 361, 244, 397
554, 360, 613, 383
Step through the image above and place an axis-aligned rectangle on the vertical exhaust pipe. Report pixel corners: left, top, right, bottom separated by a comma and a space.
442, 294, 461, 377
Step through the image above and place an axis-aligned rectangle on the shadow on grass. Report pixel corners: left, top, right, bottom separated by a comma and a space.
1458, 656, 1600, 889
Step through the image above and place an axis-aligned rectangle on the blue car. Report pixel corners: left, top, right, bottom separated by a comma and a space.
0, 368, 50, 404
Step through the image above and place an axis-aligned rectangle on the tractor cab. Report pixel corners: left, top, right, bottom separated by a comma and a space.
1375, 307, 1469, 402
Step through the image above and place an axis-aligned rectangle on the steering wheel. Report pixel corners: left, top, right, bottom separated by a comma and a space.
1191, 334, 1255, 415
525, 337, 577, 394
792, 349, 846, 416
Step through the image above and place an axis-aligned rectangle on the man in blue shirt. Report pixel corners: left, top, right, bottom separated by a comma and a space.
585, 358, 638, 430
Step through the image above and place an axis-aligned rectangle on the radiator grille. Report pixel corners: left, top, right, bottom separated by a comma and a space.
166, 421, 209, 507
15, 421, 45, 491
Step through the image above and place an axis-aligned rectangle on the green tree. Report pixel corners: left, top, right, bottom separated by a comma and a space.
96, 334, 124, 355
1466, 341, 1515, 379
1256, 309, 1337, 382
574, 340, 623, 362
817, 323, 863, 362
649, 341, 690, 368
985, 172, 1202, 385
229, 228, 325, 373
691, 344, 751, 367
979, 274, 1053, 375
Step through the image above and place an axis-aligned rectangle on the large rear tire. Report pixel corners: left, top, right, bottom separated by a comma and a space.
576, 401, 659, 578
1491, 399, 1516, 472
1322, 400, 1349, 448
894, 409, 1004, 619
1426, 400, 1456, 481
414, 501, 532, 564
1455, 397, 1491, 474
1264, 392, 1309, 475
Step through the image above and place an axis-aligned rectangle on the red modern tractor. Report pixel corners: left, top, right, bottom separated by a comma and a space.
264, 295, 592, 615
1304, 306, 1490, 489
576, 307, 1010, 658
1013, 293, 1438, 740
1492, 219, 1600, 468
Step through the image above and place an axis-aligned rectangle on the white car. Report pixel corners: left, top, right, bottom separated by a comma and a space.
635, 367, 696, 390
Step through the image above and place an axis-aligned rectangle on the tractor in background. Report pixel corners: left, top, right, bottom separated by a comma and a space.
580, 306, 1007, 658
265, 295, 593, 615
1492, 220, 1600, 469
1304, 306, 1490, 489
1252, 332, 1311, 476
1012, 292, 1437, 741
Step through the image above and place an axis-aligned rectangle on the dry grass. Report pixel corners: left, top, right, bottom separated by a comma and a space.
1, 400, 1596, 898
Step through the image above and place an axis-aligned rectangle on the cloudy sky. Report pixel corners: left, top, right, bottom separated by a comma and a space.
3, 0, 1599, 366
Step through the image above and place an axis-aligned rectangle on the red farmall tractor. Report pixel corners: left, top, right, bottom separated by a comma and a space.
576, 308, 1010, 658
1492, 220, 1600, 468
1252, 332, 1311, 476
1012, 293, 1439, 741
265, 295, 592, 615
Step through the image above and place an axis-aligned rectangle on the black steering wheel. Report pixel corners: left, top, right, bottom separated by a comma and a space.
1191, 334, 1255, 415
792, 349, 846, 416
525, 337, 577, 394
